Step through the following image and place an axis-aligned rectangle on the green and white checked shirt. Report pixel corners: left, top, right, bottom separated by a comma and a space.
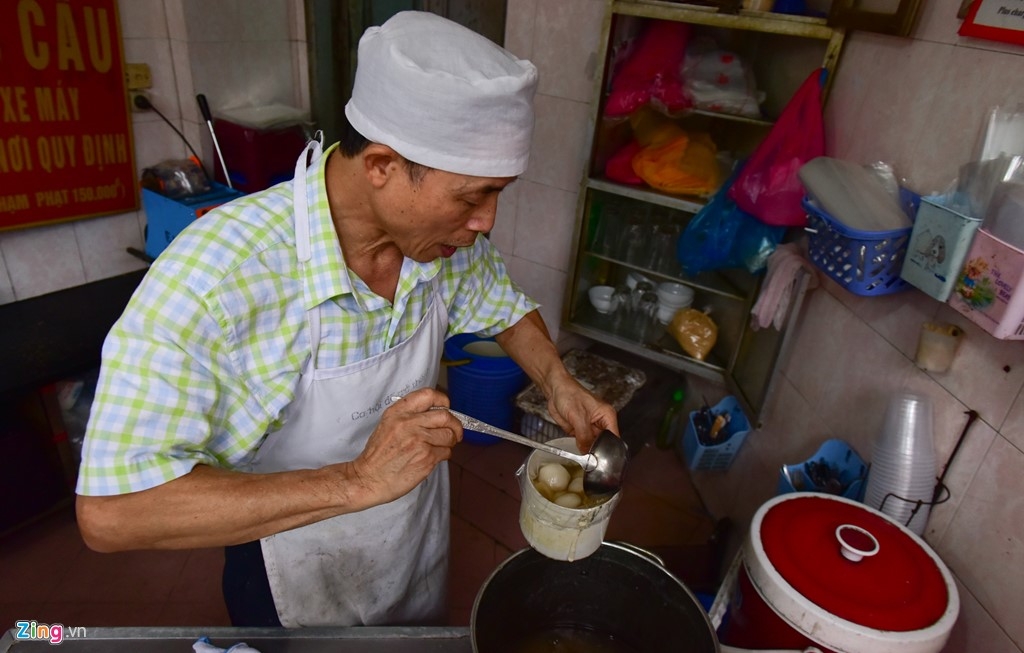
77, 143, 537, 496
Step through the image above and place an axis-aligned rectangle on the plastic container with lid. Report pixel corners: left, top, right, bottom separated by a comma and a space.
715, 493, 959, 653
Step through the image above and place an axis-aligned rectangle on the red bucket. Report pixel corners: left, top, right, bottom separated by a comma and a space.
717, 493, 958, 653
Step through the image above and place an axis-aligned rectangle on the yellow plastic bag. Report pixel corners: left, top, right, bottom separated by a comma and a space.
668, 308, 718, 360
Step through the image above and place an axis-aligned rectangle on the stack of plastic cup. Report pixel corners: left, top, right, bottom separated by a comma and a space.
863, 393, 937, 535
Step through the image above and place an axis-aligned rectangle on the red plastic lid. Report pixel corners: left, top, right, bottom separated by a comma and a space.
758, 495, 949, 631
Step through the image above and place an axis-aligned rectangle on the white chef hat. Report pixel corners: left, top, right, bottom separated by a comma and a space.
344, 11, 538, 178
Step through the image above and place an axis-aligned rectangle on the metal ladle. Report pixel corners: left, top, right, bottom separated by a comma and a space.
393, 397, 628, 496
450, 410, 628, 497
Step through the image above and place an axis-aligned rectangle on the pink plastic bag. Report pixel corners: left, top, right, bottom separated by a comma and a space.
727, 69, 826, 227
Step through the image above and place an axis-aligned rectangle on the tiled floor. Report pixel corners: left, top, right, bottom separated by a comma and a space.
0, 349, 723, 632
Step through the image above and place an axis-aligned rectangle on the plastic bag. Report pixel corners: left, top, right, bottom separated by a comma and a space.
680, 37, 765, 118
141, 156, 211, 198
631, 132, 722, 196
604, 140, 645, 185
668, 308, 717, 361
727, 68, 826, 227
677, 167, 787, 275
605, 21, 692, 117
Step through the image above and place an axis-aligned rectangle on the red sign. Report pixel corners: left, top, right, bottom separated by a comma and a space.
0, 0, 137, 231
960, 0, 1024, 46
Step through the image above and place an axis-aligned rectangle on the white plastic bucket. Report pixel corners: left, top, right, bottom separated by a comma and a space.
516, 437, 621, 561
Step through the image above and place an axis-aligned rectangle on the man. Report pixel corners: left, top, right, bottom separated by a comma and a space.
76, 11, 617, 629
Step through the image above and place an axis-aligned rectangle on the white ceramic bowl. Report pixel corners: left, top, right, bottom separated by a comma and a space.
657, 282, 695, 308
588, 285, 617, 314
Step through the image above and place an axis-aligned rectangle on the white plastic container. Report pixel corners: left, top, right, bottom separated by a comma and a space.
516, 437, 621, 561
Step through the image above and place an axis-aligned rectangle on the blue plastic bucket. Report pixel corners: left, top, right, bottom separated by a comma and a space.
444, 333, 529, 445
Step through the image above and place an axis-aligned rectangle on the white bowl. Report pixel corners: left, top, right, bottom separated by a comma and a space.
588, 285, 617, 314
657, 282, 694, 307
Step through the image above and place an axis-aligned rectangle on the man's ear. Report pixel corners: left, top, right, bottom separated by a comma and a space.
362, 144, 401, 189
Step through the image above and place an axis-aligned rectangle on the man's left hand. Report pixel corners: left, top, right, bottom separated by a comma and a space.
545, 378, 618, 453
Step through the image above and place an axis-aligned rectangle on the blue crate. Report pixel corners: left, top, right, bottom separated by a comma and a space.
776, 438, 867, 501
679, 395, 751, 471
143, 183, 244, 259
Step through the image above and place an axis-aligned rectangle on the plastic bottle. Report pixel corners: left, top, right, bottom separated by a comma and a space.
656, 388, 686, 449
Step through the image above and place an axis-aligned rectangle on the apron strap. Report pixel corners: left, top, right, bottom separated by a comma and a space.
294, 131, 325, 263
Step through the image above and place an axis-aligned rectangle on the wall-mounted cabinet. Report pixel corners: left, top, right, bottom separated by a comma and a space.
562, 0, 842, 421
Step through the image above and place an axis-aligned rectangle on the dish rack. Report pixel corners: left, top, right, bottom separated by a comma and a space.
802, 190, 919, 296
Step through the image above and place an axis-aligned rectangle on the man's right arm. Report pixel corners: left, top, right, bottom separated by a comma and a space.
77, 388, 462, 551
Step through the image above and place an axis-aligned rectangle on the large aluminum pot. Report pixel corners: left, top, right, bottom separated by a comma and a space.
472, 541, 720, 653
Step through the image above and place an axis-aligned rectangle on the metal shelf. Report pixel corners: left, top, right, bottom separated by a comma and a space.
580, 250, 754, 301
563, 307, 730, 384
586, 178, 708, 214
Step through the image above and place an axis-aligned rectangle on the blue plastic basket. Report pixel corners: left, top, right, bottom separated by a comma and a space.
803, 190, 919, 296
776, 438, 867, 501
679, 396, 751, 471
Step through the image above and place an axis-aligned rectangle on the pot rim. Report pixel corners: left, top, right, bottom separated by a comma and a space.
470, 540, 720, 652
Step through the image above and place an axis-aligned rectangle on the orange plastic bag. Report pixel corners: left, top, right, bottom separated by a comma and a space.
632, 132, 721, 197
727, 68, 826, 227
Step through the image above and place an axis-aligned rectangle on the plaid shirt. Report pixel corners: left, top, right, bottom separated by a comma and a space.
77, 143, 537, 496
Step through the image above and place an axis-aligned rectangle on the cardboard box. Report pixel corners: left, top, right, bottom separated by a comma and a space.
948, 228, 1024, 339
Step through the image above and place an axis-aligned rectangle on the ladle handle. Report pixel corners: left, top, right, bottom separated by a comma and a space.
386, 396, 597, 470
437, 406, 595, 471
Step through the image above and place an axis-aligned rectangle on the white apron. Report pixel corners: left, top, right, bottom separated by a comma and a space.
246, 137, 450, 627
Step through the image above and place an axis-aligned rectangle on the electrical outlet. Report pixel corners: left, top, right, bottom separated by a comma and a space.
125, 63, 152, 90
129, 91, 151, 112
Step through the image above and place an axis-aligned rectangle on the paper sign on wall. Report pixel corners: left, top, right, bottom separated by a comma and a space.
0, 0, 137, 232
960, 0, 1024, 46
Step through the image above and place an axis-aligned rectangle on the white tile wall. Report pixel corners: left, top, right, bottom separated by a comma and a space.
533, 0, 605, 103
503, 0, 539, 60
491, 181, 521, 256
168, 39, 198, 123
505, 256, 568, 340
936, 437, 1024, 645
0, 222, 86, 300
514, 180, 579, 271
117, 0, 169, 39
945, 577, 1020, 653
240, 0, 290, 42
0, 247, 15, 304
523, 94, 592, 193
181, 0, 240, 43
163, 0, 188, 41
131, 118, 189, 173
73, 212, 147, 282
123, 37, 179, 120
